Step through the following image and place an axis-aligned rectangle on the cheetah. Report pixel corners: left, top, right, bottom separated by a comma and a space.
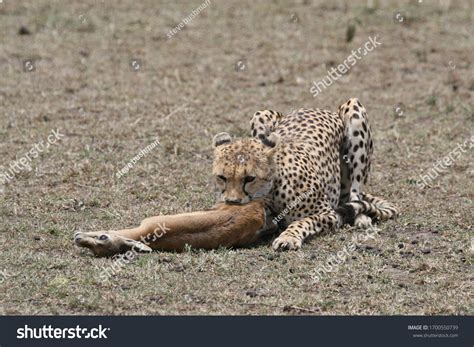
212, 98, 398, 251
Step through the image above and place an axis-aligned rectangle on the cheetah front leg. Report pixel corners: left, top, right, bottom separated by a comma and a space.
272, 210, 338, 251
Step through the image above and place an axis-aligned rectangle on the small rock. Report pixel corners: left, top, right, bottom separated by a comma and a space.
148, 296, 164, 303
79, 50, 90, 57
275, 76, 284, 84
266, 254, 276, 261
421, 249, 431, 254
18, 26, 31, 35
172, 264, 185, 272
246, 291, 258, 298
410, 263, 429, 273
346, 23, 356, 42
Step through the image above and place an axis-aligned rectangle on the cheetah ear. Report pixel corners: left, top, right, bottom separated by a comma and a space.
213, 132, 232, 147
259, 132, 280, 149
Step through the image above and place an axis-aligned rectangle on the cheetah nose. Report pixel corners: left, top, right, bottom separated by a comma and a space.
74, 232, 83, 241
225, 198, 242, 205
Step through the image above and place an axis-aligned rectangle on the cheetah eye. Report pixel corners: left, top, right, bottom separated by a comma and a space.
98, 234, 109, 241
244, 176, 256, 183
217, 175, 227, 182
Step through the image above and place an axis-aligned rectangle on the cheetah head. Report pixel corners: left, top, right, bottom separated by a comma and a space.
212, 132, 280, 205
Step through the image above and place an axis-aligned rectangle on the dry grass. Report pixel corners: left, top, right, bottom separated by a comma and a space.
0, 0, 472, 315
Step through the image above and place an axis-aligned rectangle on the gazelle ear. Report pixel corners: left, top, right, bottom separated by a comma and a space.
213, 132, 232, 147
122, 239, 153, 253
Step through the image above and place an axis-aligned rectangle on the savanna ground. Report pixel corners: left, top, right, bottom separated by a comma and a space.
0, 0, 472, 315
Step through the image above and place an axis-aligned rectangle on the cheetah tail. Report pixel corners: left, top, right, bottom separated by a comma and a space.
360, 192, 399, 221
336, 195, 398, 226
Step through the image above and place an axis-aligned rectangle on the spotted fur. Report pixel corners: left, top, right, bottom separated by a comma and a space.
212, 98, 398, 251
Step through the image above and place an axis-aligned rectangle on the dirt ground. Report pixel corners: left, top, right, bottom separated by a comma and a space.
0, 0, 472, 315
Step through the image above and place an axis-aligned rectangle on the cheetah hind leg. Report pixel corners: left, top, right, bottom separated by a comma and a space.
338, 98, 375, 228
338, 97, 373, 203
354, 214, 373, 228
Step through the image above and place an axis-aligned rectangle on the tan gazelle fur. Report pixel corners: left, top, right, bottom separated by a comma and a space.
74, 199, 266, 257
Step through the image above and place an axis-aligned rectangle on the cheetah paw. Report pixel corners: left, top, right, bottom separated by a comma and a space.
354, 214, 372, 229
272, 235, 302, 251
